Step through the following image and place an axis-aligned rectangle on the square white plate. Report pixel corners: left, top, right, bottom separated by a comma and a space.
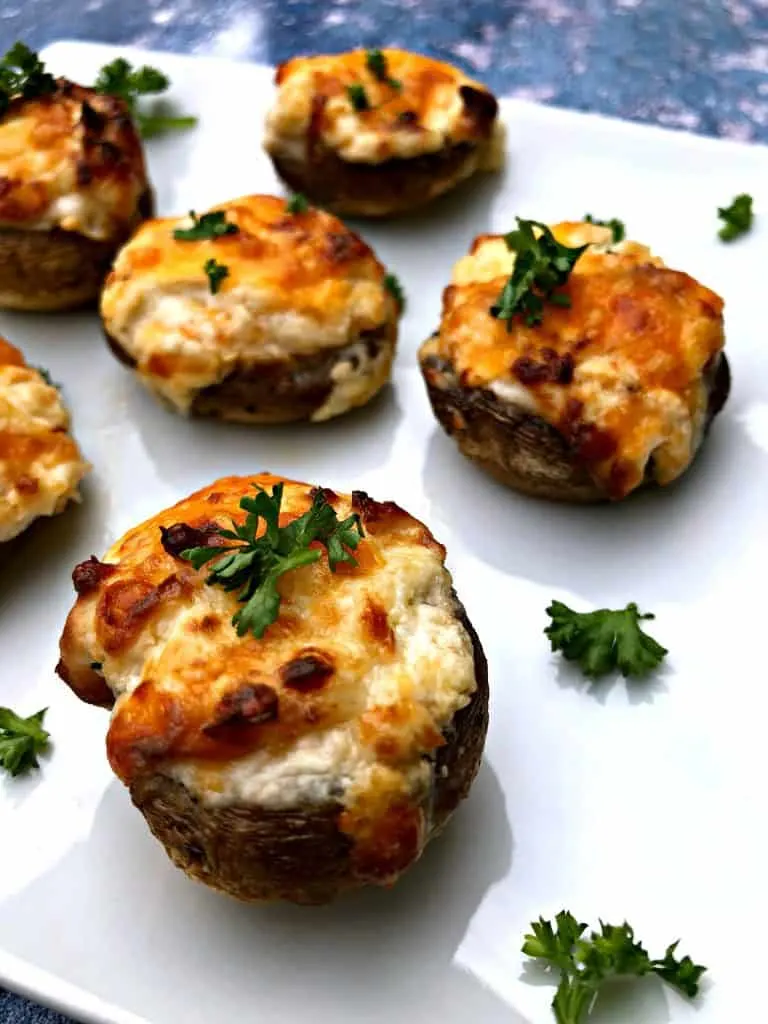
1, 40, 765, 1024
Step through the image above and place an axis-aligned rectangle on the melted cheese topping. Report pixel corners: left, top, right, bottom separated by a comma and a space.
265, 49, 500, 165
57, 475, 477, 856
0, 338, 89, 541
0, 81, 149, 241
427, 222, 726, 498
100, 194, 399, 413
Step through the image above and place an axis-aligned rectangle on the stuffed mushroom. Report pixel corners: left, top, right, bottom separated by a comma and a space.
419, 220, 731, 502
57, 473, 488, 904
0, 337, 89, 541
0, 58, 152, 311
100, 195, 400, 422
264, 48, 502, 218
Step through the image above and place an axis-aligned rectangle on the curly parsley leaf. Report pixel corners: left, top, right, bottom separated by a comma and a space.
523, 912, 706, 1024
365, 49, 401, 90
583, 214, 625, 243
93, 57, 196, 137
286, 193, 310, 215
384, 272, 406, 312
174, 210, 239, 242
717, 193, 753, 242
203, 257, 229, 294
177, 483, 364, 639
0, 42, 56, 118
347, 83, 370, 112
544, 600, 667, 679
490, 219, 588, 329
0, 707, 51, 777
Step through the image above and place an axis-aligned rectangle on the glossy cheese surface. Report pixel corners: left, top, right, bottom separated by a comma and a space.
265, 48, 500, 165
427, 222, 726, 498
0, 337, 89, 541
0, 80, 149, 240
57, 474, 477, 861
100, 194, 398, 413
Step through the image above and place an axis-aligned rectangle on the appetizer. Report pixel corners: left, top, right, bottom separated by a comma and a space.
100, 194, 400, 422
264, 48, 502, 217
0, 43, 153, 311
419, 220, 731, 502
0, 337, 89, 542
57, 473, 488, 904
523, 911, 706, 1023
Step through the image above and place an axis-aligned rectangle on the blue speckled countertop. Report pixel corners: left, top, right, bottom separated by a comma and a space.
1, 1, 767, 1021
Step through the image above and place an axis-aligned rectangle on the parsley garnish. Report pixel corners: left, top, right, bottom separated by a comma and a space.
383, 272, 405, 312
0, 707, 51, 777
0, 42, 56, 119
34, 366, 60, 390
177, 483, 364, 639
490, 219, 587, 329
347, 83, 370, 112
584, 214, 625, 243
545, 600, 667, 679
717, 193, 753, 242
286, 193, 310, 215
365, 49, 401, 90
94, 57, 197, 138
174, 210, 239, 242
204, 257, 229, 294
523, 911, 706, 1024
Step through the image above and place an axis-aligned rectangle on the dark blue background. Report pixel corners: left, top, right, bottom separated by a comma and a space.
1, 0, 766, 1021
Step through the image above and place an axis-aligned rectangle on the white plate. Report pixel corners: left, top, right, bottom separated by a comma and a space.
1, 40, 765, 1024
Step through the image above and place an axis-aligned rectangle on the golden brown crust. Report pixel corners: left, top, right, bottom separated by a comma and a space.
265, 49, 500, 217
128, 602, 487, 904
100, 195, 399, 419
421, 225, 730, 501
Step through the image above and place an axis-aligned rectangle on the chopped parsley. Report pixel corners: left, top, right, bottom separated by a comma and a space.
0, 42, 56, 118
491, 219, 587, 329
383, 272, 406, 312
717, 193, 754, 242
173, 210, 239, 242
94, 57, 197, 138
346, 83, 370, 112
365, 49, 401, 90
544, 600, 668, 679
523, 911, 706, 1024
584, 214, 625, 243
0, 707, 51, 777
204, 257, 229, 294
286, 193, 310, 215
175, 482, 364, 639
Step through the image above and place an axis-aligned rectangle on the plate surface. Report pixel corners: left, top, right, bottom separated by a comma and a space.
1, 40, 766, 1024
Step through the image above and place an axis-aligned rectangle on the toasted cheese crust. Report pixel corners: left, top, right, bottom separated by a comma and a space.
57, 474, 477, 863
0, 80, 150, 241
424, 222, 726, 498
0, 337, 89, 541
100, 194, 399, 416
265, 49, 501, 166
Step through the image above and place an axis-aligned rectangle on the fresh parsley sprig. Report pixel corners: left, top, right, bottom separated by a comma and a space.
584, 214, 625, 243
545, 600, 667, 679
0, 707, 51, 777
204, 258, 229, 294
94, 57, 197, 138
0, 42, 56, 118
717, 193, 753, 242
384, 272, 406, 312
523, 911, 706, 1024
174, 210, 239, 241
365, 49, 401, 90
178, 483, 364, 639
347, 83, 370, 112
490, 219, 587, 329
286, 193, 310, 215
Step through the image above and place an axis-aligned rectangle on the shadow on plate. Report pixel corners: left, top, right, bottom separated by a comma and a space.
552, 655, 670, 706
0, 763, 521, 1024
421, 409, 766, 606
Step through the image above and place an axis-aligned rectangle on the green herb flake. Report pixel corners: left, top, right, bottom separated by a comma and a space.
175, 483, 364, 639
383, 272, 406, 312
584, 214, 625, 243
0, 707, 51, 778
346, 83, 371, 112
204, 257, 229, 294
365, 49, 401, 90
286, 193, 310, 215
0, 42, 56, 118
717, 193, 754, 242
93, 57, 197, 138
173, 210, 239, 242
